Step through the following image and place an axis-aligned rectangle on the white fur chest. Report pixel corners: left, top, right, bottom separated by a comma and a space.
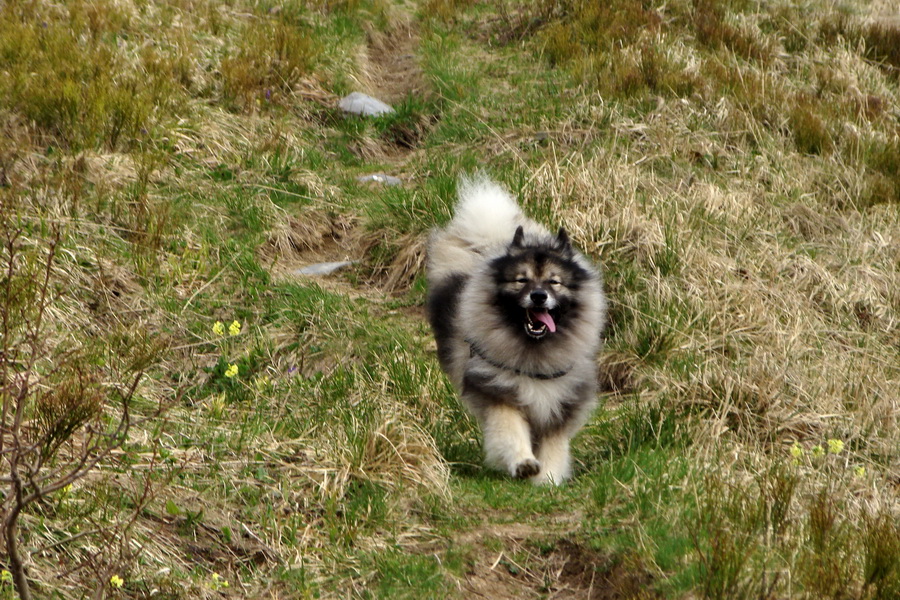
494, 370, 578, 426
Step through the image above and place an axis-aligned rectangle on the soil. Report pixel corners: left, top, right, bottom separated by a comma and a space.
454, 518, 659, 600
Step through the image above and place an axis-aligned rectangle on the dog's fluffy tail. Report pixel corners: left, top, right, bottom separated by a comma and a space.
447, 174, 525, 250
427, 174, 531, 282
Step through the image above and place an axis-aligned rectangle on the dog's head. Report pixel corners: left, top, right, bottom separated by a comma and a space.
489, 226, 590, 341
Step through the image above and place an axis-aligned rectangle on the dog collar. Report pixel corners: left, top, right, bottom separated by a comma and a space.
466, 338, 571, 380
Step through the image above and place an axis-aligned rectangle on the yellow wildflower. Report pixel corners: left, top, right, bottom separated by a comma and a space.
224, 364, 238, 378
827, 439, 844, 454
229, 320, 241, 336
854, 466, 866, 478
211, 572, 229, 589
811, 445, 824, 458
109, 575, 124, 588
1, 570, 12, 584
789, 442, 803, 459
212, 321, 225, 336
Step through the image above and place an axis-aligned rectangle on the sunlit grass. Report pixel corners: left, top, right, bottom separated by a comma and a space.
0, 0, 897, 597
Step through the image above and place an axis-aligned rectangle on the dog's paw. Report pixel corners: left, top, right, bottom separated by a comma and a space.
513, 458, 541, 479
530, 470, 566, 486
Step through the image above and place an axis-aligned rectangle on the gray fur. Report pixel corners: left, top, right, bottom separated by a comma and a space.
426, 175, 607, 485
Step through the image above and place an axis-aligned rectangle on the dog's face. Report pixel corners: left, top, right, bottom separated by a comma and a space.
490, 226, 590, 341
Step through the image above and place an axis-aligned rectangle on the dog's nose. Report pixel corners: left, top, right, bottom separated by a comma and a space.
530, 289, 548, 306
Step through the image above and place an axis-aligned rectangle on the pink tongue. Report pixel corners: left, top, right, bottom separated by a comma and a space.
531, 310, 556, 333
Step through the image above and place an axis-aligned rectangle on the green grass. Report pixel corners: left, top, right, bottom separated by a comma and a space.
0, 0, 898, 598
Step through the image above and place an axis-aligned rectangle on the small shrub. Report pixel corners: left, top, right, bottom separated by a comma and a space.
0, 2, 183, 150
862, 511, 900, 600
799, 490, 854, 598
221, 20, 320, 110
692, 475, 758, 600
35, 366, 104, 460
542, 22, 582, 67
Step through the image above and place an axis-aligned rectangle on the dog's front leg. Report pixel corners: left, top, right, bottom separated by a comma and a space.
531, 431, 571, 485
481, 404, 540, 478
462, 371, 539, 478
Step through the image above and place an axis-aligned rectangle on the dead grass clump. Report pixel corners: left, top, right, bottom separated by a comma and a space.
765, 4, 814, 54
359, 230, 426, 293
380, 108, 437, 150
598, 351, 640, 396
357, 417, 450, 496
541, 0, 661, 64
861, 511, 900, 599
539, 539, 659, 599
596, 43, 702, 99
818, 13, 900, 78
799, 489, 857, 598
267, 211, 343, 257
855, 93, 889, 121
542, 21, 581, 68
263, 210, 359, 279
692, 0, 773, 63
789, 96, 834, 156
818, 12, 855, 47
782, 203, 847, 242
423, 0, 476, 24
863, 137, 900, 204
861, 20, 900, 75
539, 0, 701, 99
703, 59, 788, 131
88, 258, 145, 325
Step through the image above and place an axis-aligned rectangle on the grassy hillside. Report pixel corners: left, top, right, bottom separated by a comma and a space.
0, 0, 898, 598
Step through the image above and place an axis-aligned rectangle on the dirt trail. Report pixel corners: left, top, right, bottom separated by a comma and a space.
361, 20, 427, 104
274, 17, 429, 291
286, 16, 657, 598
458, 523, 658, 600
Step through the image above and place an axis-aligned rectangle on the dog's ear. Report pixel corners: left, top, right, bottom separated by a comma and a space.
511, 225, 525, 248
556, 227, 573, 257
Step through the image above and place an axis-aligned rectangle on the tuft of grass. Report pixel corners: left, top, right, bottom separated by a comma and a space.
862, 20, 900, 75
221, 19, 320, 111
692, 0, 773, 63
789, 96, 834, 156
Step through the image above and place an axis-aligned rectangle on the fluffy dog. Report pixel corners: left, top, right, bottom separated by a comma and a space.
426, 175, 606, 485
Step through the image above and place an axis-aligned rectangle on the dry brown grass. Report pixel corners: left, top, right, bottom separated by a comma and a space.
1, 0, 898, 597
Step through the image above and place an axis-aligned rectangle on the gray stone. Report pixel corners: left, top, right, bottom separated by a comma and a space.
294, 261, 355, 276
356, 173, 402, 186
338, 92, 395, 117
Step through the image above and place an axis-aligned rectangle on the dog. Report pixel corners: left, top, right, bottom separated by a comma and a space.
426, 175, 606, 485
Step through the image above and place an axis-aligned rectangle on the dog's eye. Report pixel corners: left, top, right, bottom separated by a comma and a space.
515, 277, 529, 284
548, 279, 562, 286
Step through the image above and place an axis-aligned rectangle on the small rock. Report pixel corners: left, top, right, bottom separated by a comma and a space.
338, 92, 395, 117
357, 173, 402, 186
294, 261, 355, 276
